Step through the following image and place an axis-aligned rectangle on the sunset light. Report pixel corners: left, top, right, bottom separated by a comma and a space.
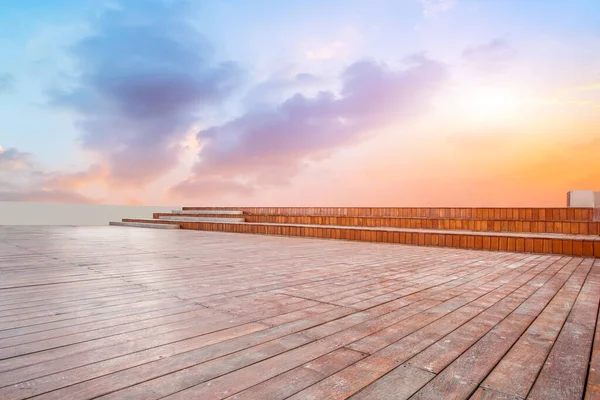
0, 0, 598, 207
1, 2, 600, 399
460, 87, 521, 120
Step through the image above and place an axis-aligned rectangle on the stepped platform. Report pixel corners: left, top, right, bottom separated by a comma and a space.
112, 207, 600, 257
154, 213, 600, 235
183, 206, 599, 221
109, 221, 180, 229
1, 225, 599, 399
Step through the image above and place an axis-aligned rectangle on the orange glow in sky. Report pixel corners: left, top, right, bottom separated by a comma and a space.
0, 0, 599, 206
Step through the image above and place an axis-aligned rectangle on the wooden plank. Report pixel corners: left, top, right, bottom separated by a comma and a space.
470, 387, 524, 399
349, 364, 435, 399
284, 258, 562, 400
410, 313, 535, 399
165, 348, 366, 400
528, 322, 594, 399
222, 348, 365, 399
586, 262, 600, 400
365, 258, 568, 364
528, 264, 600, 400
0, 226, 597, 400
479, 259, 595, 398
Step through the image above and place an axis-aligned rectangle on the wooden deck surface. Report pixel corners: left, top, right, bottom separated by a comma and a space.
0, 226, 598, 400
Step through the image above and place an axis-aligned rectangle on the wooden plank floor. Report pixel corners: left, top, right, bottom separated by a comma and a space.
0, 226, 598, 400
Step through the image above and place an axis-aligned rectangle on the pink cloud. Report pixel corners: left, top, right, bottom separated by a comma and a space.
168, 176, 254, 203
168, 54, 447, 200
0, 146, 100, 204
0, 189, 98, 204
46, 163, 107, 190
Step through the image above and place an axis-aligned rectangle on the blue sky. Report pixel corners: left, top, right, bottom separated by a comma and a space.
0, 0, 599, 206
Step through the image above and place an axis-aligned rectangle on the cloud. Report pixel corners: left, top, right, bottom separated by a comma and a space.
0, 146, 99, 204
0, 189, 97, 204
0, 74, 15, 94
462, 38, 518, 72
49, 0, 243, 187
241, 71, 322, 109
0, 147, 35, 171
125, 198, 146, 206
168, 176, 254, 202
45, 163, 107, 190
420, 0, 455, 17
168, 54, 447, 200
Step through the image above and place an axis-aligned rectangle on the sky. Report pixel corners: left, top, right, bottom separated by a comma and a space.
0, 0, 599, 207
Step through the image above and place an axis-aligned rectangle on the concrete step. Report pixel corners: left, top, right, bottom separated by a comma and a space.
123, 218, 245, 225
157, 213, 244, 218
172, 210, 243, 215
109, 221, 180, 229
157, 216, 245, 223
121, 218, 600, 257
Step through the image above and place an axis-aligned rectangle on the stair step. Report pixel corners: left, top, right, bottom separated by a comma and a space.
240, 215, 600, 235
157, 213, 244, 219
157, 216, 245, 223
109, 221, 180, 229
123, 218, 245, 225
182, 207, 597, 221
172, 210, 243, 215
121, 218, 600, 257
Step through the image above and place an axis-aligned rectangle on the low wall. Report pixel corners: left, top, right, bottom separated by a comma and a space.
0, 202, 178, 226
183, 206, 597, 221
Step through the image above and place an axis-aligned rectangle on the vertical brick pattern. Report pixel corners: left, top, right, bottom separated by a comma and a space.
182, 207, 595, 221
234, 215, 600, 235
122, 218, 599, 258
125, 206, 600, 257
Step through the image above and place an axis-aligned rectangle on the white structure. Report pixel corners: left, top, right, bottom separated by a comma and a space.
0, 201, 177, 226
567, 190, 598, 207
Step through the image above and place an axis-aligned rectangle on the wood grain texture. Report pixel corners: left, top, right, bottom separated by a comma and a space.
0, 226, 597, 399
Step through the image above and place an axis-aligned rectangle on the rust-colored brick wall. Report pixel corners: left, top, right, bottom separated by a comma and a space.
122, 205, 600, 258
181, 207, 595, 221
123, 218, 600, 257
238, 215, 600, 235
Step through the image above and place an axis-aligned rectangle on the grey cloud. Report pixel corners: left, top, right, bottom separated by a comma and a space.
0, 147, 35, 171
49, 1, 243, 186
